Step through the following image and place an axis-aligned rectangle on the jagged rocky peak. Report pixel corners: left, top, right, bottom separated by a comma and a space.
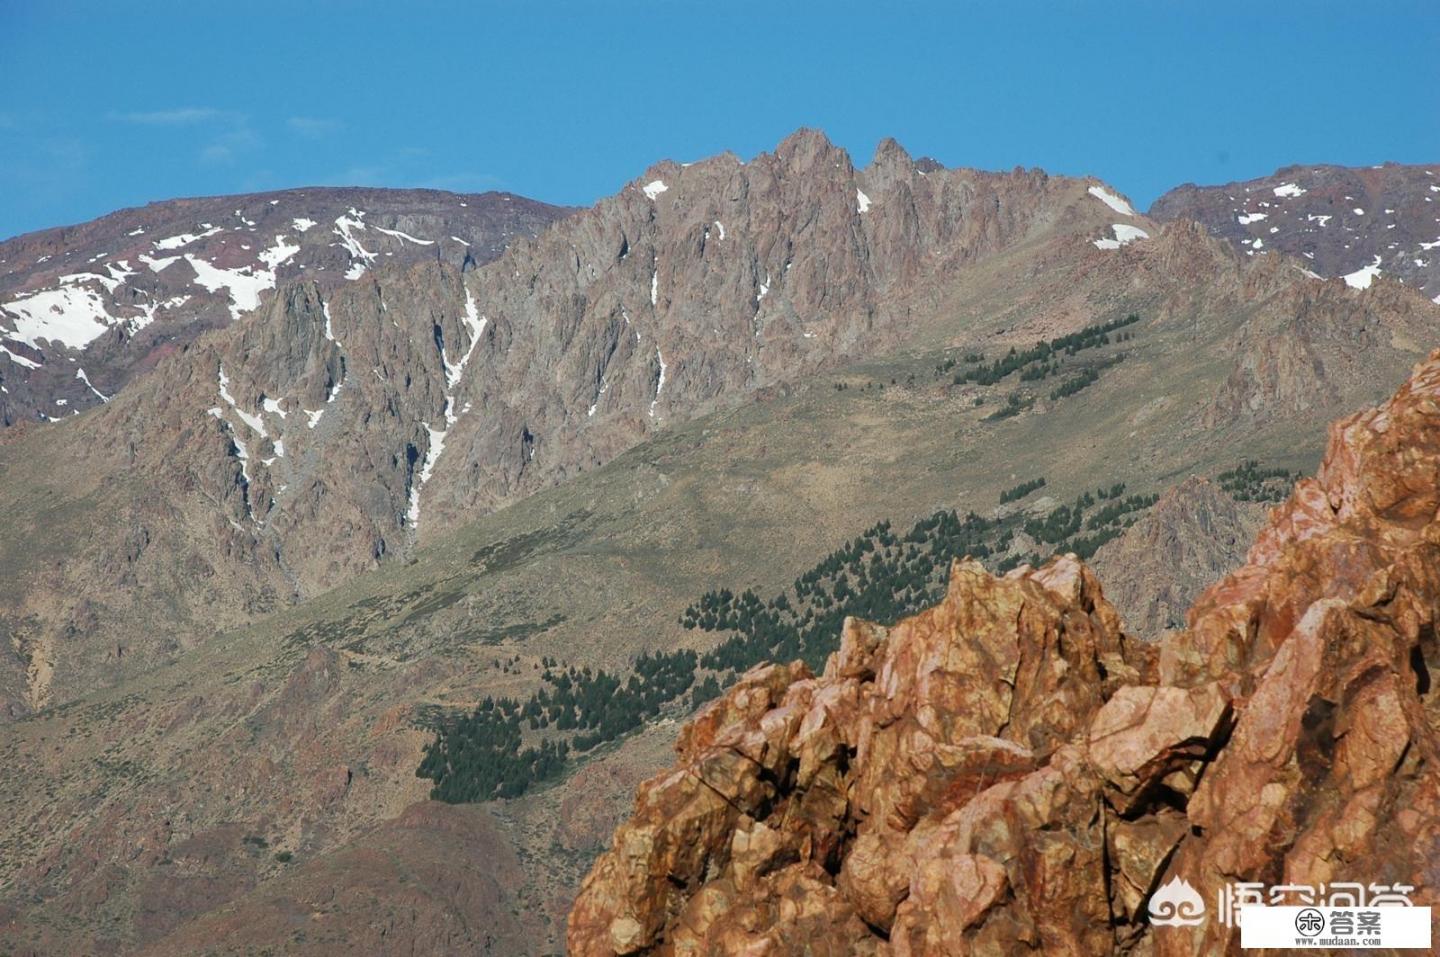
568, 348, 1440, 955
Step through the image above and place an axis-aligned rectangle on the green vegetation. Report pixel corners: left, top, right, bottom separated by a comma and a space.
985, 394, 1030, 421
999, 477, 1047, 504
419, 474, 1160, 803
951, 313, 1140, 387
1219, 460, 1300, 503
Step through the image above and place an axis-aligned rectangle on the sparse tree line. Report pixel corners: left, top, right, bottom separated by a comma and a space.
1000, 477, 1047, 503
1218, 460, 1300, 502
952, 313, 1140, 387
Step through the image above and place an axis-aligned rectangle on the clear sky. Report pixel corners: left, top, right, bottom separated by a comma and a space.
2, 0, 1437, 239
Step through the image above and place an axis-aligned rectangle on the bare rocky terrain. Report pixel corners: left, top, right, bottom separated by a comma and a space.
1091, 476, 1266, 638
0, 134, 1437, 955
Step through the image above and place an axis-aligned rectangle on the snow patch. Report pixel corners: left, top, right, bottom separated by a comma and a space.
217, 365, 268, 436
372, 225, 434, 245
184, 255, 274, 320
714, 220, 725, 240
1343, 255, 1383, 289
649, 348, 666, 418
1, 342, 39, 368
76, 367, 109, 401
258, 235, 300, 271
1272, 183, 1307, 198
139, 253, 180, 272
333, 209, 376, 279
154, 226, 222, 251
856, 189, 872, 214
2, 285, 114, 350
410, 287, 486, 529
291, 217, 317, 232
442, 288, 487, 390
588, 376, 609, 417
322, 301, 341, 345
1092, 223, 1150, 250
642, 179, 668, 200
1088, 185, 1134, 216
1237, 212, 1268, 225
651, 270, 659, 306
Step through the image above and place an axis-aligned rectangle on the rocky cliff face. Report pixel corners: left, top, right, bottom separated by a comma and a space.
1091, 476, 1265, 638
1151, 162, 1440, 303
569, 348, 1440, 955
0, 186, 572, 427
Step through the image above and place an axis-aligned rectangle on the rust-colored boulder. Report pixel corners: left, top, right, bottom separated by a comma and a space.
570, 351, 1440, 954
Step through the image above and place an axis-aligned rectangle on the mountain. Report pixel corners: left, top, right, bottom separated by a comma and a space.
0, 129, 1173, 717
568, 345, 1440, 955
0, 134, 1438, 954
0, 187, 573, 427
1150, 161, 1440, 303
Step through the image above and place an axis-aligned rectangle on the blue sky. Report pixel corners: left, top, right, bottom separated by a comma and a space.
1, 0, 1437, 239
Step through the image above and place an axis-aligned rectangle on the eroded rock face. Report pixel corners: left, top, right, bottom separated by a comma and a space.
569, 349, 1440, 954
1092, 476, 1266, 638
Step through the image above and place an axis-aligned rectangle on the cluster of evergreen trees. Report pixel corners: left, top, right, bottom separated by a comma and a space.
999, 477, 1047, 503
1049, 354, 1126, 401
418, 650, 700, 802
1218, 460, 1299, 502
416, 699, 571, 802
952, 313, 1140, 388
1020, 486, 1157, 559
985, 394, 1030, 421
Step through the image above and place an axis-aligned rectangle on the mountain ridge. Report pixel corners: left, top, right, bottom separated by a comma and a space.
1, 132, 1439, 954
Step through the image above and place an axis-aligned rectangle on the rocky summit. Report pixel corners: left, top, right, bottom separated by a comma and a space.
568, 347, 1440, 955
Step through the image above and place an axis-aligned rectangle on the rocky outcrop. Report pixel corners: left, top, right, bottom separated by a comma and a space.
569, 349, 1440, 954
1199, 275, 1433, 428
1151, 161, 1440, 304
1092, 476, 1265, 638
